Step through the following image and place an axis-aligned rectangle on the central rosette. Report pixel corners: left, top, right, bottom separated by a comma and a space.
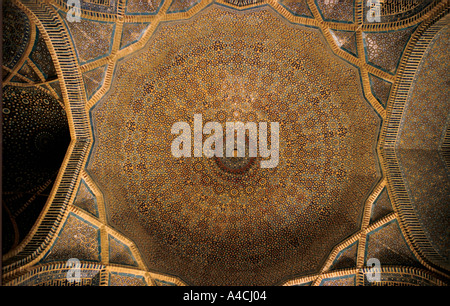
88, 5, 380, 286
214, 132, 256, 174
215, 151, 256, 174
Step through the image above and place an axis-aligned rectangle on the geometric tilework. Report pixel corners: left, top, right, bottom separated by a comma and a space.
64, 17, 114, 64
363, 26, 416, 74
108, 272, 147, 286
368, 74, 392, 108
108, 235, 138, 267
316, 0, 354, 23
120, 23, 150, 50
365, 219, 421, 268
369, 187, 393, 224
42, 213, 101, 263
320, 274, 356, 286
63, 0, 118, 14
30, 30, 57, 79
2, 0, 31, 69
363, 0, 435, 24
82, 65, 107, 100
329, 241, 358, 271
224, 0, 263, 7
9, 75, 29, 84
278, 0, 313, 17
125, 0, 164, 15
2, 84, 71, 254
154, 279, 178, 286
84, 0, 111, 4
48, 79, 64, 101
88, 5, 381, 286
73, 180, 99, 218
168, 0, 202, 13
330, 29, 357, 57
17, 61, 41, 83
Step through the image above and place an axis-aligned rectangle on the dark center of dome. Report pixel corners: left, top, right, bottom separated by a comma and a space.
215, 137, 257, 174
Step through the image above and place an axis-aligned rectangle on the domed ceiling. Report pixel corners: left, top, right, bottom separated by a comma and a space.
2, 0, 449, 286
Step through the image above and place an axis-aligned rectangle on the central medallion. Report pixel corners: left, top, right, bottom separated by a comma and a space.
215, 135, 257, 174
215, 154, 256, 174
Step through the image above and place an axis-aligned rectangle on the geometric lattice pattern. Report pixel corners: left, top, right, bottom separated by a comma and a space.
73, 180, 99, 218
368, 73, 392, 108
363, 26, 416, 74
82, 65, 107, 100
365, 219, 421, 268
108, 272, 147, 286
120, 23, 149, 50
42, 213, 101, 263
329, 241, 358, 271
64, 16, 114, 64
168, 0, 202, 13
330, 29, 358, 56
279, 0, 313, 17
108, 235, 138, 267
369, 187, 393, 223
316, 0, 354, 23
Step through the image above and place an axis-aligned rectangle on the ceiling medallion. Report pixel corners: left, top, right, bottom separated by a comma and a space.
215, 151, 257, 175
87, 5, 380, 285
